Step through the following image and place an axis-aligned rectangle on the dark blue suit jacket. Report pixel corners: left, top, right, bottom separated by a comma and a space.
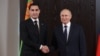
20, 19, 48, 56
52, 23, 86, 56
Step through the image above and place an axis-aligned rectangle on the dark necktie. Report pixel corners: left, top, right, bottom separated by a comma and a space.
64, 26, 67, 42
34, 21, 39, 34
34, 21, 38, 28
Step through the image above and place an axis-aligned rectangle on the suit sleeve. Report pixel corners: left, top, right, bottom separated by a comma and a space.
79, 27, 86, 56
49, 28, 58, 53
43, 24, 48, 45
20, 21, 41, 50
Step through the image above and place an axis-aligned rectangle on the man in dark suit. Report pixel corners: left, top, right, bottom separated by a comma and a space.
51, 8, 86, 56
20, 3, 49, 56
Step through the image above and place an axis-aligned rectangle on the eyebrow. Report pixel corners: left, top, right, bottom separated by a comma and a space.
30, 9, 39, 11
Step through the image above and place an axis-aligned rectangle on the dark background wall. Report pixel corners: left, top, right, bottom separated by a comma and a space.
20, 0, 96, 56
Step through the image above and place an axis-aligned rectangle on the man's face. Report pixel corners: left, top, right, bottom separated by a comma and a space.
60, 9, 72, 24
29, 5, 40, 19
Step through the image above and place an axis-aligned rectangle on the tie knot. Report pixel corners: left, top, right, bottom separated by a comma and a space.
64, 25, 67, 28
34, 20, 37, 23
34, 21, 37, 24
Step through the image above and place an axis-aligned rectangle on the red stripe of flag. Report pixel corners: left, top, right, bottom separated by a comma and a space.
96, 34, 100, 56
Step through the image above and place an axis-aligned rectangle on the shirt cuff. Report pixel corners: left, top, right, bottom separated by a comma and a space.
39, 45, 43, 50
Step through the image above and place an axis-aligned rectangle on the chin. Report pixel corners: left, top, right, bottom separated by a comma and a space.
32, 17, 38, 19
64, 22, 68, 24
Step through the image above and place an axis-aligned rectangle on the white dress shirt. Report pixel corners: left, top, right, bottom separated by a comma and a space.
31, 17, 40, 28
62, 22, 71, 40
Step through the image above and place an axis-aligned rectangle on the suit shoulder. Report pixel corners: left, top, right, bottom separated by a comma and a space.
72, 23, 83, 28
20, 19, 32, 27
40, 20, 47, 25
21, 18, 31, 23
53, 24, 62, 30
22, 18, 31, 21
70, 23, 84, 32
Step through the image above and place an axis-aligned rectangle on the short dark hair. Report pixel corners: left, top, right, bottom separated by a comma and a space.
29, 3, 40, 10
60, 8, 72, 14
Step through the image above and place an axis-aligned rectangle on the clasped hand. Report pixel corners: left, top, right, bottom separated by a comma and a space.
41, 45, 49, 54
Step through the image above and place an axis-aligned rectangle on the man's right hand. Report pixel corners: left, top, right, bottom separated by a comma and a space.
41, 45, 50, 54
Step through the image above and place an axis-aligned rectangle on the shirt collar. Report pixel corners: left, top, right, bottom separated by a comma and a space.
31, 17, 39, 22
62, 21, 71, 28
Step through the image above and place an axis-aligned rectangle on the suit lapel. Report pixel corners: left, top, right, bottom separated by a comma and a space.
27, 19, 36, 30
57, 25, 67, 44
38, 21, 45, 42
67, 24, 74, 43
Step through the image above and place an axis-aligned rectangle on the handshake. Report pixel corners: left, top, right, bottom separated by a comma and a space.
40, 45, 50, 54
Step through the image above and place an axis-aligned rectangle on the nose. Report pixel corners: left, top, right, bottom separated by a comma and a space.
63, 16, 66, 19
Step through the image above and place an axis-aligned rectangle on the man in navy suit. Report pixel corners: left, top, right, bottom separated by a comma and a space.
51, 8, 86, 56
20, 3, 49, 56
